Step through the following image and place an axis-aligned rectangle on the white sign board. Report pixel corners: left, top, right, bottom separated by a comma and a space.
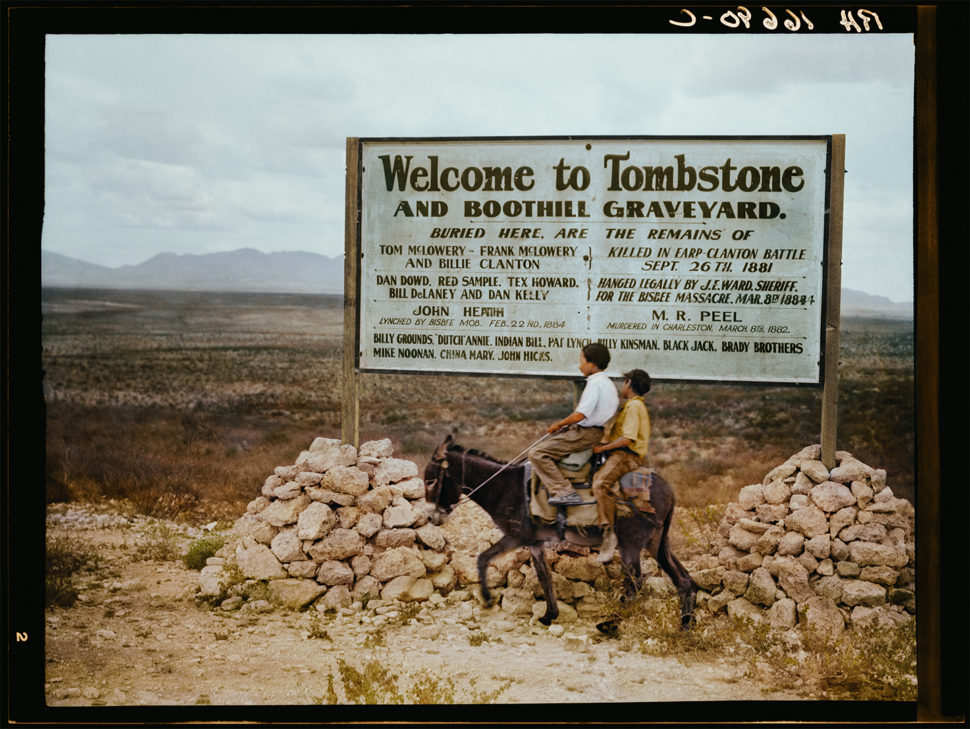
353, 137, 832, 383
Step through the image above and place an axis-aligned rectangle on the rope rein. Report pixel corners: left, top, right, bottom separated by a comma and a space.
456, 431, 552, 500
434, 431, 554, 507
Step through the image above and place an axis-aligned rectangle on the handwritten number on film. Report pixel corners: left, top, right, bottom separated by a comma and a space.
671, 7, 882, 32
840, 9, 883, 32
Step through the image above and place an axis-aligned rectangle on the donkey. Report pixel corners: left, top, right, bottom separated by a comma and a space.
423, 434, 697, 629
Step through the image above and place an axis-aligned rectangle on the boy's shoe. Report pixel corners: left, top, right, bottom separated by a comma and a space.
547, 491, 583, 506
596, 526, 618, 563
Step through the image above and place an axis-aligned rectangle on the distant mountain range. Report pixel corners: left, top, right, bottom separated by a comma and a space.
41, 248, 913, 318
43, 248, 344, 295
838, 288, 913, 318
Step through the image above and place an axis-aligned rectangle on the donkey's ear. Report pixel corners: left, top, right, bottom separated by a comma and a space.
432, 433, 453, 460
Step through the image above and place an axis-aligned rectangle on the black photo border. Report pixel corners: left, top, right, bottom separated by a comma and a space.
4, 2, 967, 726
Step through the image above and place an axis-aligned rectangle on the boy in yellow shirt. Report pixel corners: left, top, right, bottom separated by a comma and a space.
591, 369, 652, 564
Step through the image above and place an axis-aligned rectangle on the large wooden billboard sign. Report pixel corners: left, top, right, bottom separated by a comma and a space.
348, 136, 841, 385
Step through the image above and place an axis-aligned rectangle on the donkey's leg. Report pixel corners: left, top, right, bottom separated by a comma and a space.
614, 517, 646, 599
650, 526, 698, 630
528, 545, 559, 625
660, 545, 698, 629
476, 534, 522, 607
617, 537, 644, 599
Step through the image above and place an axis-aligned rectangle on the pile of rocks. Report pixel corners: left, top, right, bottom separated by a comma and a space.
199, 437, 916, 637
691, 445, 915, 636
200, 437, 455, 612
199, 436, 627, 622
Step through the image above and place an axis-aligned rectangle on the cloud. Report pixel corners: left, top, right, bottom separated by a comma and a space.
42, 33, 915, 299
91, 159, 233, 231
669, 33, 913, 98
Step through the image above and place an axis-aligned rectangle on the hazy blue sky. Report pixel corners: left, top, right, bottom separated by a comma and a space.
43, 33, 914, 300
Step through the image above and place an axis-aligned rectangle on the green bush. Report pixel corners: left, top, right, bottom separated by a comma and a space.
183, 534, 225, 570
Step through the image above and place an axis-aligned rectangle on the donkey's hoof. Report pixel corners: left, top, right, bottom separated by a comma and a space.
539, 615, 553, 626
596, 618, 620, 636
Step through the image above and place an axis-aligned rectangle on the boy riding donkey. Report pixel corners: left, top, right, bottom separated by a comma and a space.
528, 343, 653, 564
590, 367, 653, 563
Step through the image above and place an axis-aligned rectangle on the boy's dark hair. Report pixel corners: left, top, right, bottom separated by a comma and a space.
582, 342, 611, 370
623, 369, 652, 395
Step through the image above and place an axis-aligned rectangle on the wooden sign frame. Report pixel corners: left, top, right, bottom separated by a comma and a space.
343, 135, 845, 466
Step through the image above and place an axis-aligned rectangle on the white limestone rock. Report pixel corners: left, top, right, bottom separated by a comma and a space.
784, 505, 829, 538
321, 466, 370, 496
810, 481, 857, 513
315, 560, 355, 586
270, 528, 305, 563
798, 596, 845, 640
267, 579, 326, 609
373, 458, 420, 486
359, 438, 394, 459
370, 546, 427, 582
842, 579, 887, 607
296, 502, 338, 541
306, 528, 365, 562
235, 537, 287, 580
847, 541, 908, 568
737, 484, 765, 511
259, 494, 311, 527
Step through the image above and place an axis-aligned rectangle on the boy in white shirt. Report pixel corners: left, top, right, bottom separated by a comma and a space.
529, 342, 619, 506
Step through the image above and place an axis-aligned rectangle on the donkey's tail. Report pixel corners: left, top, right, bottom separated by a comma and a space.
654, 495, 699, 593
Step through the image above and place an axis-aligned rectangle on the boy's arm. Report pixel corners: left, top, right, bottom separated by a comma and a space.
593, 436, 632, 454
547, 410, 585, 434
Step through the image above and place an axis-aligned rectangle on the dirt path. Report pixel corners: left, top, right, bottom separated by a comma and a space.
44, 504, 806, 709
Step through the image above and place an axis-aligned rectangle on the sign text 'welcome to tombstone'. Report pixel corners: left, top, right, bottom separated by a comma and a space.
351, 137, 834, 384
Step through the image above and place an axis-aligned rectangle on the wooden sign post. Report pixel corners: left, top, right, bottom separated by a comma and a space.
342, 137, 361, 448
821, 134, 845, 469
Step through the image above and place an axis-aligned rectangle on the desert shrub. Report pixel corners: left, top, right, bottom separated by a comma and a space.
622, 596, 723, 660
46, 573, 78, 609
44, 401, 318, 520
136, 521, 183, 561
196, 562, 246, 606
735, 617, 917, 700
182, 534, 225, 570
306, 613, 332, 641
46, 535, 99, 608
596, 587, 916, 700
384, 602, 423, 627
676, 504, 726, 555
318, 658, 511, 704
235, 579, 272, 604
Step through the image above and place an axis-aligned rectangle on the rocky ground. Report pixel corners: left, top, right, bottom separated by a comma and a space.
43, 501, 808, 710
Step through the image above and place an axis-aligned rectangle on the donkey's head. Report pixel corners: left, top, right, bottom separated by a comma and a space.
423, 433, 463, 525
